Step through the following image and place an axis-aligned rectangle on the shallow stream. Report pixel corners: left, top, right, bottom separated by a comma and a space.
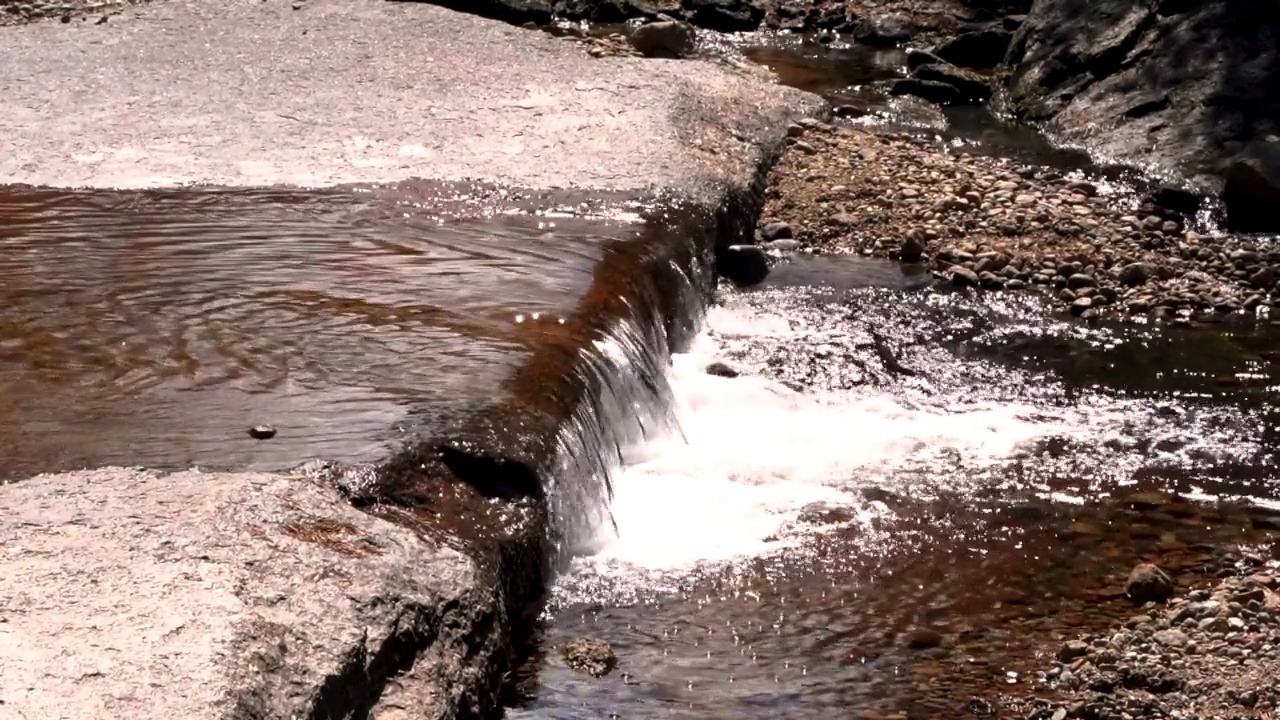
504, 33, 1280, 720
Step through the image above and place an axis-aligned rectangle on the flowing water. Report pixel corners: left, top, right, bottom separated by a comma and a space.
505, 34, 1280, 720
0, 184, 642, 482
509, 256, 1280, 719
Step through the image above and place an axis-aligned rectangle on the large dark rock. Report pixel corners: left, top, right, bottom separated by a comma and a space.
906, 48, 947, 71
1125, 562, 1175, 605
890, 78, 963, 105
630, 19, 697, 58
718, 244, 770, 286
1223, 151, 1280, 233
850, 13, 915, 47
932, 28, 1013, 69
682, 0, 762, 32
1003, 0, 1280, 190
912, 63, 993, 103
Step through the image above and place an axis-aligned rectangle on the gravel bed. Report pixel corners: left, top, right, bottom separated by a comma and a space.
1004, 556, 1280, 720
759, 120, 1280, 321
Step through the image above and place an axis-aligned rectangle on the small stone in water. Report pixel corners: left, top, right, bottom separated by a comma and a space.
562, 637, 616, 677
249, 425, 277, 440
705, 362, 740, 378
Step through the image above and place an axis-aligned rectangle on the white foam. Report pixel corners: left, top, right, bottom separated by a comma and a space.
583, 304, 1102, 573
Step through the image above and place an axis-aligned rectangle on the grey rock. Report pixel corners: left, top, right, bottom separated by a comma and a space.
760, 221, 793, 241
630, 19, 697, 58
0, 468, 496, 720
1059, 639, 1090, 662
1070, 296, 1094, 316
0, 0, 820, 191
950, 266, 980, 287
763, 238, 801, 252
1066, 273, 1097, 289
1005, 0, 1280, 193
1154, 628, 1189, 648
1117, 262, 1155, 286
850, 12, 914, 47
1126, 563, 1175, 605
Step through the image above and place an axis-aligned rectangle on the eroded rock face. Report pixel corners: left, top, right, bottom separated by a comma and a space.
0, 468, 503, 720
1003, 0, 1280, 193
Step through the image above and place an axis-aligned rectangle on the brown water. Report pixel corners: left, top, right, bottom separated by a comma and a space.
0, 185, 640, 482
509, 258, 1280, 719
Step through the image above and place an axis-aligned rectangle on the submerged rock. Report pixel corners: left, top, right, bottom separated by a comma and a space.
562, 637, 617, 677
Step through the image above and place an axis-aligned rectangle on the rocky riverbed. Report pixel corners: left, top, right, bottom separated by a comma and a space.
759, 119, 1280, 320
0, 0, 141, 24
1006, 558, 1280, 720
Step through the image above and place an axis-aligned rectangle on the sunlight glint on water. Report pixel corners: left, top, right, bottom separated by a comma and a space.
576, 304, 1109, 576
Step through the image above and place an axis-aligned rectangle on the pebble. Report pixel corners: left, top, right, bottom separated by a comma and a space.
248, 425, 277, 440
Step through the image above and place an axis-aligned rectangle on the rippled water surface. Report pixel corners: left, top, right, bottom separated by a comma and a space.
0, 185, 638, 481
510, 256, 1280, 719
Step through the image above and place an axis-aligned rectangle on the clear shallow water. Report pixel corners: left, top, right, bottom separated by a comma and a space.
0, 185, 639, 481
509, 256, 1280, 719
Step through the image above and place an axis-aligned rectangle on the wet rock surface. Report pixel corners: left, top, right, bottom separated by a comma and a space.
1003, 0, 1280, 201
759, 120, 1280, 319
0, 467, 507, 719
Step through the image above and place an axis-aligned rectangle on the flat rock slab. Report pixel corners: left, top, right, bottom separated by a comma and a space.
0, 467, 498, 719
0, 0, 817, 192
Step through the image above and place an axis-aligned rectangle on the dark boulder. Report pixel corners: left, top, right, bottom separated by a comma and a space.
906, 48, 947, 72
850, 13, 914, 47
1146, 185, 1202, 217
718, 244, 770, 286
890, 78, 962, 106
1003, 0, 1280, 192
1223, 153, 1280, 234
932, 29, 1013, 69
912, 63, 993, 103
682, 0, 762, 32
630, 19, 697, 58
1125, 562, 1174, 605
